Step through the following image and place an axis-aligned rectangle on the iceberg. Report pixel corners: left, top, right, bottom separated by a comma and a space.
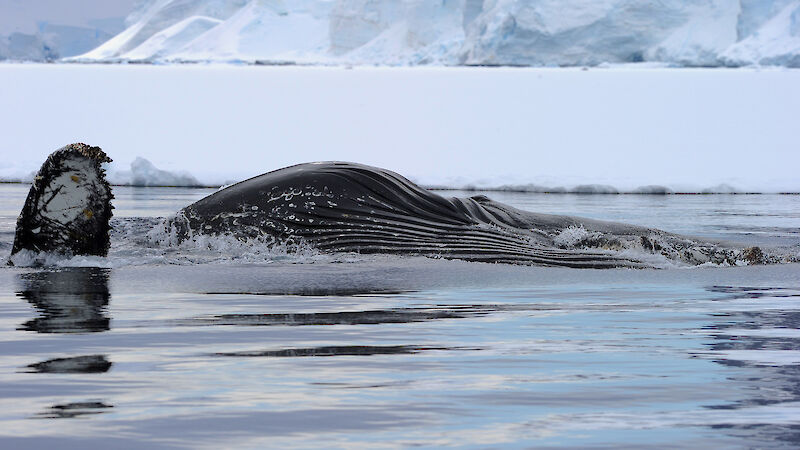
0, 21, 122, 61
722, 1, 800, 67
66, 0, 800, 67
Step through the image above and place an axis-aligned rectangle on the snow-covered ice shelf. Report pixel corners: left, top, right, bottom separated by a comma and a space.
0, 63, 798, 193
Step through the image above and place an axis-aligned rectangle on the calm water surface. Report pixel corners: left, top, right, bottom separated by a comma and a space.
0, 185, 799, 448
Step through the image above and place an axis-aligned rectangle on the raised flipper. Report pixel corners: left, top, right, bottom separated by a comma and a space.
11, 144, 113, 260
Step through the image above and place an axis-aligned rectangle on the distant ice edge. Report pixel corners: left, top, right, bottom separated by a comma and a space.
0, 157, 214, 188
1, 155, 797, 194
421, 184, 800, 195
57, 0, 800, 68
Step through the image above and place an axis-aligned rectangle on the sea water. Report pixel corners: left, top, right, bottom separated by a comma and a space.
0, 184, 799, 448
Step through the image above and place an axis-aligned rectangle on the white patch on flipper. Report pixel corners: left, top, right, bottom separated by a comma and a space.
38, 157, 101, 224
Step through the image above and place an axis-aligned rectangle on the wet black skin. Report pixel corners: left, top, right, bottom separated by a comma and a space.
175, 162, 749, 268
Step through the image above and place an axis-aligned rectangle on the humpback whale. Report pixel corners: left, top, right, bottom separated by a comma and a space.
170, 161, 765, 268
12, 145, 770, 268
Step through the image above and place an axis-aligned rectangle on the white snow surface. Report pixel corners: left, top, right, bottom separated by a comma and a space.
69, 0, 800, 67
0, 64, 798, 193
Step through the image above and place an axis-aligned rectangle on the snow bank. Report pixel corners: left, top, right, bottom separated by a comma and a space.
67, 0, 800, 67
0, 64, 798, 193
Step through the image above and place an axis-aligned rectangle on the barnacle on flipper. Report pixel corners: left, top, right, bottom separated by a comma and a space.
69, 142, 112, 164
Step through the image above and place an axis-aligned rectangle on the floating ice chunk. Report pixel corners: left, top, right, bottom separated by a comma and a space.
632, 185, 674, 195
128, 157, 203, 187
701, 183, 740, 194
570, 185, 619, 195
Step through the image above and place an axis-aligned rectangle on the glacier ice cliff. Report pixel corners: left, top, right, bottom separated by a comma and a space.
0, 20, 124, 62
38, 0, 800, 67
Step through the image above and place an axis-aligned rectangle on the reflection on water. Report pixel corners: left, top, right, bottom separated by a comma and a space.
183, 308, 476, 327
703, 288, 800, 393
694, 287, 800, 447
214, 345, 461, 358
9, 268, 116, 423
35, 402, 113, 419
16, 268, 111, 334
1, 267, 799, 447
26, 355, 112, 374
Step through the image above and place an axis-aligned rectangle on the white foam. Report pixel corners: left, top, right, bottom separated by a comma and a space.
553, 226, 591, 248
104, 215, 368, 267
8, 214, 368, 268
7, 249, 113, 268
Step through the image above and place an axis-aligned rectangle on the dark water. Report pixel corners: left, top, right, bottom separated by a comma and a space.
1, 185, 799, 448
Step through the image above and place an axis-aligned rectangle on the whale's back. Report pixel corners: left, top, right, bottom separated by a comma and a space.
178, 162, 644, 268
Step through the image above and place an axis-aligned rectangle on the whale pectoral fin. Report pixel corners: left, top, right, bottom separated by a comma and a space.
10, 144, 114, 260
